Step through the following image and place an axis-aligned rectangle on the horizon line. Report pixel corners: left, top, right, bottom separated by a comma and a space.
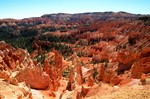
1, 11, 150, 20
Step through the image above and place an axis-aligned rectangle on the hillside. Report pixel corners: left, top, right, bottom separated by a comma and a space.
41, 11, 140, 22
0, 12, 150, 99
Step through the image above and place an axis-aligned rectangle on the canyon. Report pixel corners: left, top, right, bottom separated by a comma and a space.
0, 12, 150, 99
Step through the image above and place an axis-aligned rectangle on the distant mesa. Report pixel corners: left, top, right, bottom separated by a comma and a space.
1, 11, 149, 20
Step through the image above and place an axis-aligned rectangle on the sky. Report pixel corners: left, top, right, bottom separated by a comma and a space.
0, 0, 150, 19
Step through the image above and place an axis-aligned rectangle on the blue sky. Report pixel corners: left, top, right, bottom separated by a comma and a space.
0, 0, 150, 19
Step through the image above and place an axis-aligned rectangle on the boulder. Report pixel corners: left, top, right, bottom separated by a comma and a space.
16, 67, 50, 90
